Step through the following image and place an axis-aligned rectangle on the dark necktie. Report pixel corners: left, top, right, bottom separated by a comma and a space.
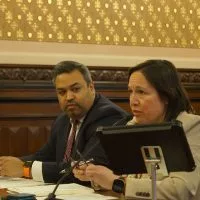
63, 120, 79, 161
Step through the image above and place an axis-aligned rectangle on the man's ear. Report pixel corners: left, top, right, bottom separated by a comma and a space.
89, 81, 95, 94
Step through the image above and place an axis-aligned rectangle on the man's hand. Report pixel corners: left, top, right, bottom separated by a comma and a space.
0, 156, 24, 177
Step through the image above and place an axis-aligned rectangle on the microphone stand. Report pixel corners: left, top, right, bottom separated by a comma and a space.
45, 160, 81, 200
45, 140, 100, 200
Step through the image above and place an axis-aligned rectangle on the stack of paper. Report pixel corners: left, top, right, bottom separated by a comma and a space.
9, 183, 93, 197
0, 177, 117, 200
0, 177, 47, 188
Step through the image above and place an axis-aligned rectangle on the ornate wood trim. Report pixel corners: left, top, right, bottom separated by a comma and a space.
0, 64, 200, 84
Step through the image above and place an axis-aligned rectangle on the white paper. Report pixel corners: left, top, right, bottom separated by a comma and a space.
37, 193, 117, 200
0, 176, 47, 188
9, 183, 94, 197
0, 177, 117, 200
60, 193, 117, 200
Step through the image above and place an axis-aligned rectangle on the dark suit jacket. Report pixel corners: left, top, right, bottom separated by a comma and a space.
22, 93, 128, 183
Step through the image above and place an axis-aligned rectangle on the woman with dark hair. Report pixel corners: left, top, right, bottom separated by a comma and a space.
73, 60, 200, 200
128, 60, 193, 121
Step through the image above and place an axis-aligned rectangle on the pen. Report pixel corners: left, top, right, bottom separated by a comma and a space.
78, 158, 94, 167
60, 158, 94, 174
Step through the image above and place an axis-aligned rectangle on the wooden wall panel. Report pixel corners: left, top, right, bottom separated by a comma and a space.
0, 64, 199, 157
0, 126, 51, 157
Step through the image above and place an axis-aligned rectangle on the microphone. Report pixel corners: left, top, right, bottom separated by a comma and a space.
45, 139, 100, 200
45, 159, 82, 200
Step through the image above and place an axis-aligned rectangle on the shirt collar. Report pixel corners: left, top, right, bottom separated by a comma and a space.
70, 116, 85, 125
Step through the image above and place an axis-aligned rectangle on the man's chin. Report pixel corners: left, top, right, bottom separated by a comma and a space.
65, 110, 82, 119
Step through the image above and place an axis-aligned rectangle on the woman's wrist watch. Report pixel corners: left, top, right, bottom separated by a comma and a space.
112, 176, 126, 194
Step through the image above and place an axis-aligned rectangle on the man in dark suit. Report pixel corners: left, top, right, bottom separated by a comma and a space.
0, 61, 128, 184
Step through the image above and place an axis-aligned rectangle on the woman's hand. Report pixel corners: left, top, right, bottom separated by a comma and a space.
73, 163, 119, 190
73, 163, 91, 181
85, 164, 119, 190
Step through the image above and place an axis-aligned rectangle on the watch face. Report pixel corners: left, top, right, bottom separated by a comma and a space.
112, 178, 125, 193
24, 161, 33, 167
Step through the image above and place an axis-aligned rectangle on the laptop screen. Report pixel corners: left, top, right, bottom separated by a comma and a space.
97, 120, 196, 175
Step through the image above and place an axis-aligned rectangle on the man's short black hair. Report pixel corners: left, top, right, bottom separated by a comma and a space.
52, 61, 92, 85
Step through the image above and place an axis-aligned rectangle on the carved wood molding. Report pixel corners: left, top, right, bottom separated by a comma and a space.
0, 64, 200, 84
0, 67, 128, 82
